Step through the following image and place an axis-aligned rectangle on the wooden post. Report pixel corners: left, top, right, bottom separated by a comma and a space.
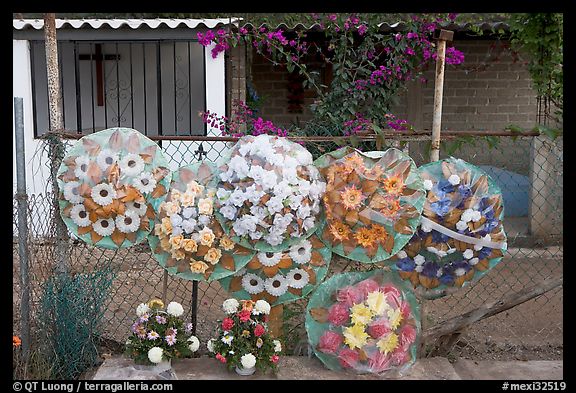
429, 29, 454, 162
268, 304, 284, 338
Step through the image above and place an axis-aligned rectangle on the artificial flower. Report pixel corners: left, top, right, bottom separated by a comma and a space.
63, 181, 84, 204
74, 156, 91, 179
382, 175, 405, 195
288, 239, 312, 265
189, 260, 210, 274
115, 210, 140, 233
93, 218, 115, 237
221, 334, 234, 346
96, 149, 118, 171
264, 274, 289, 297
366, 291, 390, 316
70, 204, 91, 227
148, 347, 164, 364
273, 340, 282, 352
126, 200, 148, 216
376, 332, 399, 355
350, 303, 374, 326
136, 303, 150, 317
257, 252, 283, 267
338, 348, 360, 369
188, 336, 200, 352
318, 331, 343, 355
204, 248, 222, 265
219, 235, 235, 251
119, 153, 145, 177
167, 301, 184, 317
133, 171, 157, 194
343, 323, 370, 350
222, 298, 240, 314
328, 303, 350, 326
340, 184, 365, 210
367, 318, 392, 339
198, 227, 216, 247
329, 222, 352, 241
240, 353, 257, 369
286, 268, 310, 289
355, 227, 378, 248
241, 273, 265, 294
254, 324, 266, 337
253, 300, 271, 315
222, 318, 234, 330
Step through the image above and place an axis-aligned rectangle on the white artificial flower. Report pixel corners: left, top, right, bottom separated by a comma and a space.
456, 220, 469, 231
469, 257, 479, 266
187, 336, 200, 352
257, 252, 282, 267
220, 204, 238, 221
471, 210, 482, 222
222, 298, 240, 314
91, 183, 116, 206
272, 340, 282, 353
246, 187, 266, 204
266, 196, 284, 215
415, 265, 424, 273
93, 218, 115, 237
264, 274, 289, 297
264, 231, 284, 247
219, 169, 235, 183
70, 204, 91, 227
289, 240, 312, 265
240, 353, 257, 369
297, 179, 311, 197
309, 181, 326, 199
198, 215, 211, 227
413, 255, 426, 265
170, 214, 183, 228
463, 249, 474, 259
74, 156, 91, 180
249, 231, 263, 240
167, 301, 184, 317
268, 153, 285, 167
136, 303, 150, 317
180, 219, 196, 234
302, 217, 316, 232
148, 347, 164, 364
448, 174, 461, 185
273, 181, 293, 199
182, 207, 197, 219
221, 334, 234, 346
250, 205, 268, 220
261, 170, 278, 190
455, 267, 467, 277
253, 300, 271, 315
229, 189, 247, 207
296, 204, 312, 220
295, 149, 313, 165
216, 188, 231, 202
286, 268, 310, 289
423, 179, 434, 190
284, 156, 299, 169
461, 209, 475, 223
248, 165, 265, 182
282, 166, 299, 184
126, 201, 148, 216
96, 149, 118, 171
119, 153, 145, 178
241, 273, 265, 295
133, 171, 157, 194
115, 210, 141, 233
421, 221, 433, 232
396, 250, 408, 259
63, 181, 84, 204
207, 339, 215, 353
229, 155, 250, 178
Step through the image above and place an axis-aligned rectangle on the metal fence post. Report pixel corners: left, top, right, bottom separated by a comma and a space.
14, 97, 31, 362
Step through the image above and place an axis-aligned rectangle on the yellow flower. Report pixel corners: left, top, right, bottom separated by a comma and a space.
170, 189, 182, 203
197, 197, 214, 215
147, 298, 164, 309
376, 332, 399, 355
199, 227, 215, 247
329, 221, 351, 241
169, 234, 184, 250
350, 303, 374, 326
182, 238, 198, 253
180, 192, 196, 208
204, 248, 222, 265
187, 181, 204, 196
340, 184, 365, 210
163, 201, 181, 216
383, 176, 405, 195
189, 259, 209, 274
354, 227, 378, 248
366, 291, 390, 316
387, 308, 403, 330
171, 248, 186, 260
154, 224, 166, 238
241, 330, 251, 338
160, 237, 171, 252
343, 323, 370, 350
256, 337, 264, 348
219, 236, 235, 251
161, 217, 173, 235
206, 188, 217, 198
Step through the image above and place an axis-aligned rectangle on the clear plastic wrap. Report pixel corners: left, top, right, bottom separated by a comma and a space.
148, 162, 255, 282
219, 233, 331, 306
305, 270, 420, 376
314, 147, 425, 263
57, 128, 171, 249
214, 134, 327, 252
392, 157, 507, 295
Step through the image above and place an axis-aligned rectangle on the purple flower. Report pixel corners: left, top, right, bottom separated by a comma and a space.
446, 47, 465, 65
239, 27, 248, 35
448, 13, 458, 21
358, 24, 367, 36
421, 261, 441, 278
147, 331, 160, 340
430, 198, 452, 217
165, 335, 177, 346
406, 47, 415, 56
328, 14, 337, 22
395, 33, 402, 41
138, 314, 149, 323
185, 323, 193, 335
155, 315, 167, 324
289, 39, 297, 47
396, 257, 415, 272
130, 322, 141, 334
406, 32, 419, 39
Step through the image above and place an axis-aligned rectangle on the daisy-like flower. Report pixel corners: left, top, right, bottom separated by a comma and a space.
343, 323, 370, 350
96, 149, 118, 171
286, 268, 310, 289
165, 335, 177, 346
241, 273, 265, 295
350, 303, 374, 325
379, 196, 401, 218
147, 331, 160, 340
74, 156, 91, 180
355, 227, 378, 248
93, 218, 115, 237
126, 200, 148, 216
115, 210, 141, 234
340, 184, 366, 210
221, 334, 234, 346
376, 332, 399, 355
63, 181, 84, 204
288, 239, 312, 265
119, 153, 145, 177
133, 172, 157, 194
383, 175, 405, 195
264, 274, 289, 297
91, 183, 116, 206
257, 252, 283, 267
329, 221, 351, 241
70, 203, 91, 227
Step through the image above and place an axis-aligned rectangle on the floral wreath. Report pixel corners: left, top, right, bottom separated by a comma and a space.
148, 162, 255, 282
220, 234, 331, 306
57, 128, 171, 249
315, 147, 425, 263
305, 271, 420, 375
393, 157, 507, 294
214, 134, 327, 252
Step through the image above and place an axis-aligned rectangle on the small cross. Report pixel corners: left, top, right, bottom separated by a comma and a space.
79, 43, 121, 106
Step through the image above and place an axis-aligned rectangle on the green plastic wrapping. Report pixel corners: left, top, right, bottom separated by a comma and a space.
56, 128, 171, 249
392, 157, 507, 296
214, 134, 327, 252
148, 161, 255, 282
305, 270, 421, 375
314, 147, 425, 263
219, 232, 331, 306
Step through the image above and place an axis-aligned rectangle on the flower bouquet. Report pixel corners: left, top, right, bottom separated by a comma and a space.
125, 299, 200, 366
57, 128, 171, 248
305, 271, 420, 375
315, 147, 425, 263
219, 234, 331, 305
207, 298, 282, 375
392, 157, 507, 293
148, 162, 255, 281
214, 134, 327, 252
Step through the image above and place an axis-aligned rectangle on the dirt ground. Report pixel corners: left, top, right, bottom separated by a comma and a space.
13, 242, 563, 361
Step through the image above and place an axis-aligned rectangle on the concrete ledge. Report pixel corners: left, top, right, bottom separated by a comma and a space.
452, 359, 563, 380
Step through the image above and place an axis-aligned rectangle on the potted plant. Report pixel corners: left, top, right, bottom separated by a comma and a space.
125, 298, 200, 372
207, 298, 282, 376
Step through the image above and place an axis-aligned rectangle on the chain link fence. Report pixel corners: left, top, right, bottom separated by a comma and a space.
13, 133, 562, 379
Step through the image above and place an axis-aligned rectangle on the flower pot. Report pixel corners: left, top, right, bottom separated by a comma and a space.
235, 365, 256, 376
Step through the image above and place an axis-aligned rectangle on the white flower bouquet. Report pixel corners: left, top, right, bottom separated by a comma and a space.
57, 128, 171, 248
148, 162, 255, 281
215, 134, 327, 251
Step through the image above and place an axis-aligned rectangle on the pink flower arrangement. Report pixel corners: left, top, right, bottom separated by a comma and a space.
318, 331, 343, 354
327, 303, 350, 326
